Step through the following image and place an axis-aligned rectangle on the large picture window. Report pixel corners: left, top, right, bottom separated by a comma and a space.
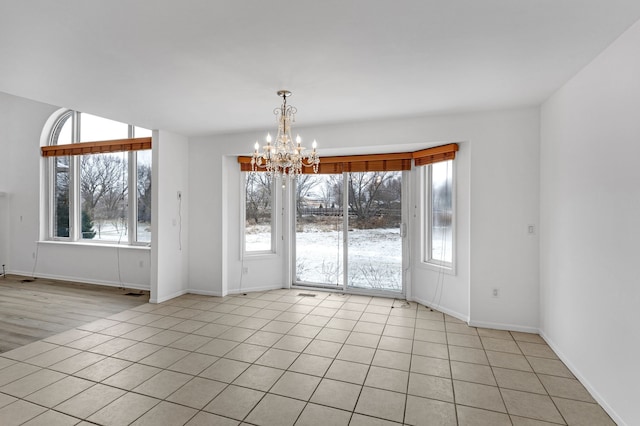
425, 160, 454, 269
45, 110, 152, 245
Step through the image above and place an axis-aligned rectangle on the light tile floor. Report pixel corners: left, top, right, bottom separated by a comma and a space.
0, 289, 615, 425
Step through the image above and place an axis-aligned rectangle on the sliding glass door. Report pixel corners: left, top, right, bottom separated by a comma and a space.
294, 172, 405, 295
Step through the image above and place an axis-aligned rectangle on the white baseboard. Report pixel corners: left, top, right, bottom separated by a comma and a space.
151, 289, 188, 304
8, 269, 150, 292
410, 295, 469, 323
186, 289, 223, 297
539, 330, 626, 426
225, 283, 284, 296
468, 319, 539, 334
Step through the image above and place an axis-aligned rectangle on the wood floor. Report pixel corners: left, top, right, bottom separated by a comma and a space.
0, 275, 149, 353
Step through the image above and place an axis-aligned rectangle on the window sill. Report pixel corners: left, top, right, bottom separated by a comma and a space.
419, 261, 456, 276
38, 240, 151, 250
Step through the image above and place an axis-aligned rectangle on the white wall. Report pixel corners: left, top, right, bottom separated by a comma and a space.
0, 91, 151, 289
151, 130, 190, 303
540, 19, 640, 426
189, 107, 540, 330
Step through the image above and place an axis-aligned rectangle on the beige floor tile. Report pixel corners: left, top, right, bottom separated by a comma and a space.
309, 378, 361, 411
139, 346, 189, 368
450, 361, 496, 386
445, 323, 478, 336
103, 363, 161, 390
113, 342, 162, 362
355, 386, 406, 423
457, 405, 511, 426
49, 351, 105, 374
538, 374, 595, 402
334, 309, 364, 321
87, 392, 159, 426
415, 318, 446, 332
511, 332, 546, 344
65, 333, 114, 351
88, 337, 137, 356
237, 316, 271, 330
407, 372, 453, 402
552, 397, 615, 425
255, 348, 299, 370
372, 349, 411, 371
353, 321, 385, 335
0, 356, 16, 371
453, 380, 506, 412
271, 371, 321, 400
131, 401, 199, 426
289, 353, 333, 377
204, 384, 264, 420
214, 314, 247, 327
146, 316, 185, 330
303, 339, 342, 358
20, 409, 80, 426
77, 319, 120, 333
481, 336, 522, 354
273, 335, 312, 352
386, 316, 416, 328
262, 320, 296, 334
414, 329, 447, 344
168, 334, 212, 352
486, 350, 533, 372
217, 327, 256, 343
449, 345, 489, 365
195, 338, 239, 357
275, 311, 306, 323
75, 356, 132, 382
224, 342, 268, 363
315, 328, 351, 343
185, 411, 240, 426
0, 392, 17, 409
253, 309, 281, 320
299, 314, 330, 327
0, 400, 47, 425
383, 324, 414, 339
410, 355, 451, 378
378, 336, 413, 354
412, 340, 449, 359
101, 322, 141, 337
170, 319, 208, 334
311, 306, 339, 317
510, 416, 564, 425
477, 328, 513, 340
365, 303, 392, 314
245, 393, 306, 426
232, 364, 284, 391
3, 341, 58, 361
326, 317, 357, 331
501, 388, 564, 424
142, 329, 187, 346
0, 368, 65, 398
25, 346, 81, 367
527, 356, 574, 378
359, 312, 388, 324
350, 413, 403, 425
447, 333, 483, 349
193, 323, 231, 338
244, 330, 284, 347
517, 342, 558, 359
133, 370, 192, 399
346, 331, 381, 348
295, 403, 351, 426
167, 352, 218, 375
325, 359, 370, 385
365, 365, 409, 393
167, 377, 226, 409
55, 383, 126, 418
24, 376, 93, 407
404, 394, 456, 425
493, 367, 546, 394
121, 326, 163, 342
336, 344, 375, 364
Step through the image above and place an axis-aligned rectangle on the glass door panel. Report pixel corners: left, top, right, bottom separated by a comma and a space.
346, 171, 403, 293
294, 174, 344, 287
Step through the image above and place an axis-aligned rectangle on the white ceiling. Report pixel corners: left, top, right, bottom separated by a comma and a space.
1, 0, 640, 137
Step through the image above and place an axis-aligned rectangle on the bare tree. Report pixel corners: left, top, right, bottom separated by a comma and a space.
245, 172, 272, 225
295, 174, 319, 217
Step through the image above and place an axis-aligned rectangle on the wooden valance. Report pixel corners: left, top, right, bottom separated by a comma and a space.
238, 142, 458, 173
41, 137, 152, 157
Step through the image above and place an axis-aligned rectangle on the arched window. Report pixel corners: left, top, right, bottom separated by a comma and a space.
45, 110, 152, 245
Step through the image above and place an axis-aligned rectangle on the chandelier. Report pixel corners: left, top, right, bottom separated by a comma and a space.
251, 90, 319, 178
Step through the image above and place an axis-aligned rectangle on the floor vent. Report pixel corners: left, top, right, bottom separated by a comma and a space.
298, 293, 317, 297
20, 279, 34, 283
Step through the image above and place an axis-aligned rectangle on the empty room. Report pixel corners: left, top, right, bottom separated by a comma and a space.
0, 1, 638, 425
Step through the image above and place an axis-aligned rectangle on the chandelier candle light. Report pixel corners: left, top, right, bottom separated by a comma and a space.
251, 90, 319, 178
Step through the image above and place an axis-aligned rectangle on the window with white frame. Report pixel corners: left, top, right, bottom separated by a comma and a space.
243, 172, 275, 253
46, 110, 152, 245
424, 160, 454, 269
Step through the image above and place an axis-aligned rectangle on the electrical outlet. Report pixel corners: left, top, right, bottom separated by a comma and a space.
177, 191, 182, 200
139, 260, 144, 268
242, 267, 249, 275
492, 288, 499, 298
527, 224, 535, 235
